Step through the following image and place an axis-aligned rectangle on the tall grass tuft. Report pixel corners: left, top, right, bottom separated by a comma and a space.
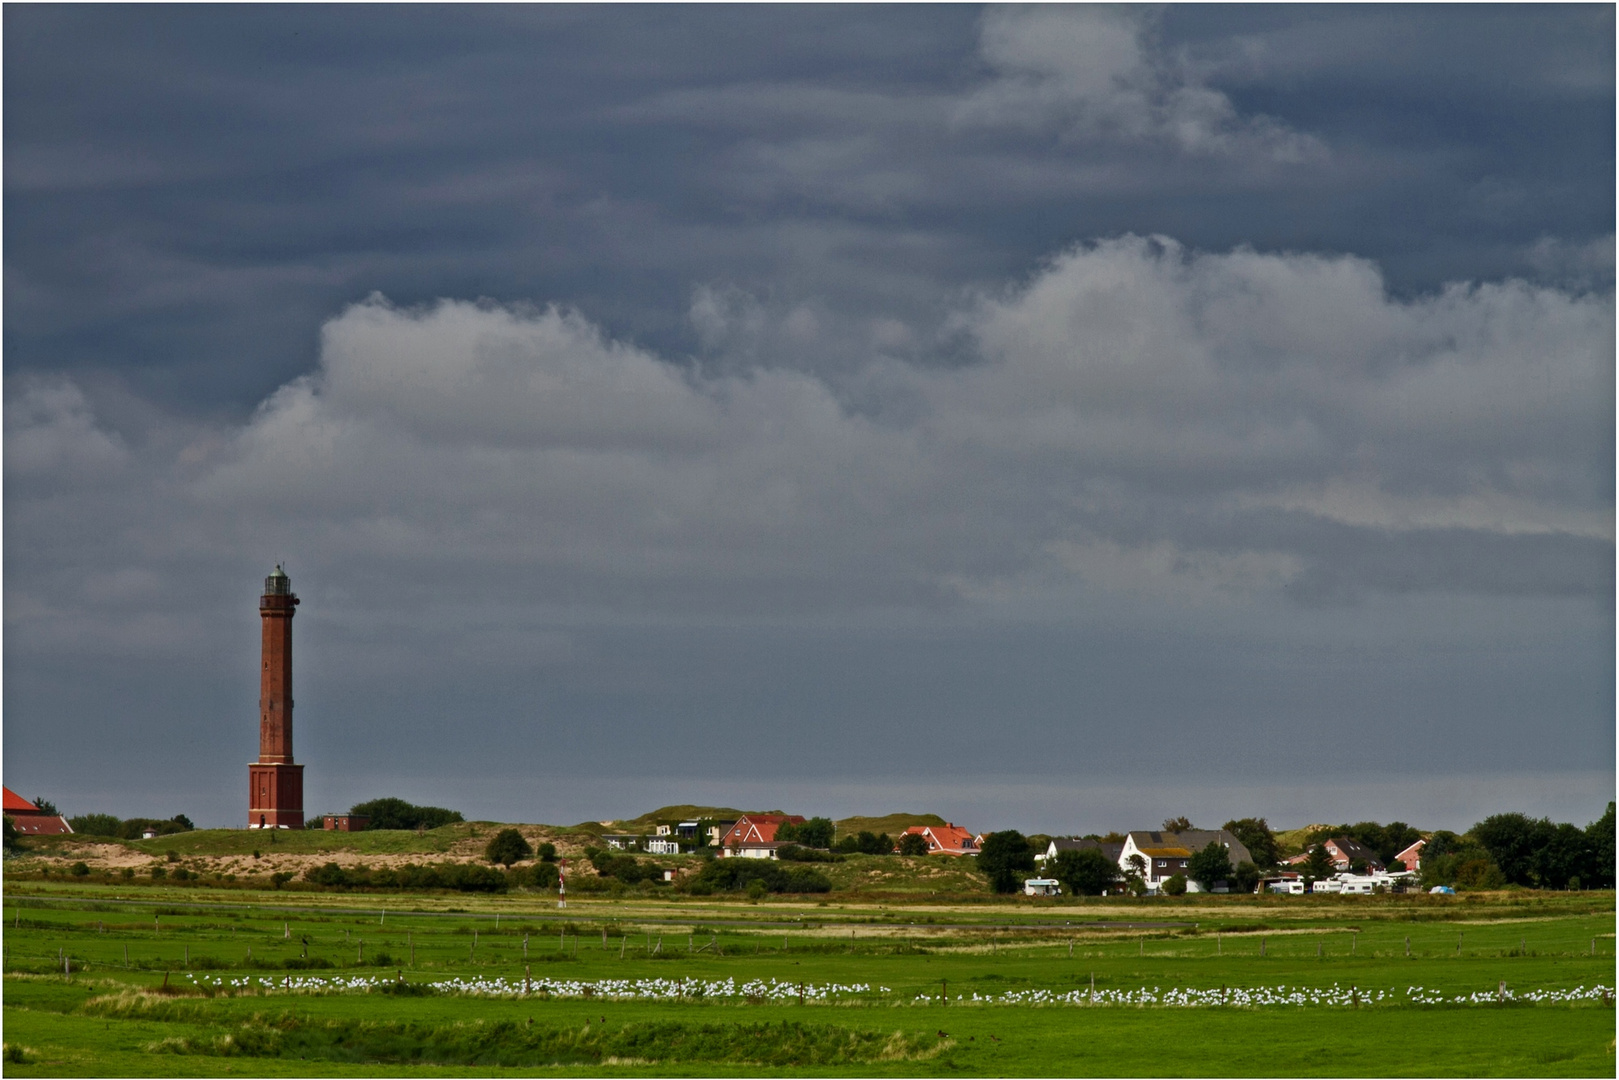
136, 1013, 948, 1066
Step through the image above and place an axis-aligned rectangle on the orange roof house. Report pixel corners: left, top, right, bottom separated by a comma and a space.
900, 823, 979, 855
3, 786, 73, 835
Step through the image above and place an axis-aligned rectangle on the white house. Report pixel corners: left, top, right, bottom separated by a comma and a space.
1118, 829, 1254, 893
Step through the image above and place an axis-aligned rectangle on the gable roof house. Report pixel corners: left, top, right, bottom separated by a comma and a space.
718, 814, 805, 859
1119, 829, 1253, 892
899, 823, 980, 855
3, 786, 73, 836
1393, 838, 1425, 871
1283, 836, 1384, 872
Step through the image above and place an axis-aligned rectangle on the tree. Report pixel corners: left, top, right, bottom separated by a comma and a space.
1585, 802, 1615, 889
485, 828, 533, 867
1161, 817, 1194, 833
33, 797, 58, 816
170, 814, 195, 831
1161, 873, 1188, 896
1231, 860, 1261, 895
1420, 831, 1498, 889
536, 842, 557, 862
2, 815, 17, 852
976, 831, 1036, 894
1471, 813, 1552, 887
68, 813, 122, 837
1187, 841, 1233, 891
1220, 818, 1279, 868
897, 832, 930, 857
1532, 822, 1588, 890
1122, 853, 1147, 893
837, 830, 893, 855
1302, 844, 1334, 885
1049, 848, 1121, 896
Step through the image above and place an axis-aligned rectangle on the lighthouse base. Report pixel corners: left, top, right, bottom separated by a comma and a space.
248, 763, 304, 829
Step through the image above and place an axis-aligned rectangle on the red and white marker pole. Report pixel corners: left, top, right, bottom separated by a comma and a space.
558, 856, 567, 909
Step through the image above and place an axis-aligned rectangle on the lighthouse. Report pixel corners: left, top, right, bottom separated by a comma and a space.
248, 565, 305, 828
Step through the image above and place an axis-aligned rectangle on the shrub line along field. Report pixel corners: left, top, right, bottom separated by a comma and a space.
2, 880, 1613, 1077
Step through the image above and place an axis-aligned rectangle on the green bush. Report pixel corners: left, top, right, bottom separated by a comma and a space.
693, 858, 831, 895
522, 862, 560, 890
484, 828, 533, 867
776, 844, 842, 863
586, 849, 666, 885
776, 817, 835, 848
1161, 874, 1188, 896
897, 833, 930, 857
70, 861, 91, 877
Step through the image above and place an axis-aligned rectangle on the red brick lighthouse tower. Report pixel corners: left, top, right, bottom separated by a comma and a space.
249, 565, 304, 828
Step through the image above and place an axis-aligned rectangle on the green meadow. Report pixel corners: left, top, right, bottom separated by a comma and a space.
2, 881, 1613, 1076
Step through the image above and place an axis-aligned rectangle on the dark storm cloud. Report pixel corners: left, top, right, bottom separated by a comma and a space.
6, 6, 1612, 408
4, 6, 1612, 826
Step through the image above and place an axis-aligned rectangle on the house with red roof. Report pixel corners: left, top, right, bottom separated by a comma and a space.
718, 814, 805, 859
3, 786, 73, 836
899, 823, 980, 856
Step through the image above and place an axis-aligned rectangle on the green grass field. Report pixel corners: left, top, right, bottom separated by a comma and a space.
3, 880, 1613, 1076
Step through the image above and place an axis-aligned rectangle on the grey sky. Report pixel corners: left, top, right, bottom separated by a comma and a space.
5, 5, 1613, 832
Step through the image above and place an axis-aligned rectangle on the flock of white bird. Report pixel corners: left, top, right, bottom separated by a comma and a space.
179, 972, 1611, 1008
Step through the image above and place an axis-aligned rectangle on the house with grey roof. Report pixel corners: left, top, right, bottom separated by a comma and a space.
1118, 829, 1254, 893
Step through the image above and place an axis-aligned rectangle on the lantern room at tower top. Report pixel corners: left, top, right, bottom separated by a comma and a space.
249, 565, 304, 828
